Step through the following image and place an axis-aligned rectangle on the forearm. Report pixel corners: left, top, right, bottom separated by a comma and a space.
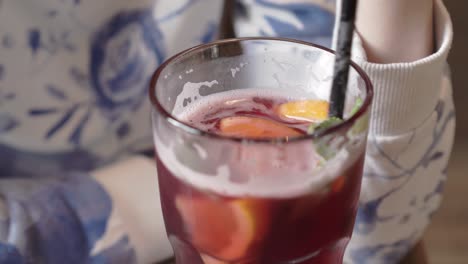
356, 0, 434, 63
92, 156, 173, 263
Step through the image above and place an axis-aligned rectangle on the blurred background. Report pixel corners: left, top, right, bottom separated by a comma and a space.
424, 0, 468, 263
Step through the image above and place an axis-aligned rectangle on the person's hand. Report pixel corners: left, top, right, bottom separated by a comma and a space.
356, 0, 434, 63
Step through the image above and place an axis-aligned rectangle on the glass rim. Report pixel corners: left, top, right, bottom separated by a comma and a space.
149, 37, 373, 144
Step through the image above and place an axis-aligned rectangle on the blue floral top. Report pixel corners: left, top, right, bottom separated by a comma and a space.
0, 0, 335, 263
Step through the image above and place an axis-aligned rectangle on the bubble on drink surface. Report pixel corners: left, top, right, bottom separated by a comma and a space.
192, 143, 207, 159
230, 67, 239, 78
172, 80, 219, 116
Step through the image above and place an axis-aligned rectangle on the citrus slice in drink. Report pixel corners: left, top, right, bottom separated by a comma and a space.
176, 196, 270, 261
277, 100, 329, 122
219, 116, 302, 138
331, 175, 346, 193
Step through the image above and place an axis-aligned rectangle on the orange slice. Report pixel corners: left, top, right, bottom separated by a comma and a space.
219, 116, 302, 139
176, 196, 270, 261
277, 100, 329, 122
331, 176, 345, 193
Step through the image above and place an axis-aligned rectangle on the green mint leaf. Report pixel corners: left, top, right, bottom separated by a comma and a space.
350, 97, 363, 116
307, 117, 342, 134
315, 140, 335, 160
308, 97, 364, 162
349, 98, 368, 135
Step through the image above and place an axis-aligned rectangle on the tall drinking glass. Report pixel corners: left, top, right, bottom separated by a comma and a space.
150, 38, 373, 264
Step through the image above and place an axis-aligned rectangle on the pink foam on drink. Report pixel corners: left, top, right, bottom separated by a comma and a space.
154, 89, 362, 198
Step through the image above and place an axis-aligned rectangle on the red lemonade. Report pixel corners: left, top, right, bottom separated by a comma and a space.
154, 91, 365, 264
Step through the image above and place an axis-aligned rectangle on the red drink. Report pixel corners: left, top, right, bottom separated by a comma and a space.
150, 38, 373, 264
155, 91, 365, 264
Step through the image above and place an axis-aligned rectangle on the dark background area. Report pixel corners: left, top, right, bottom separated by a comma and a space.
446, 0, 467, 138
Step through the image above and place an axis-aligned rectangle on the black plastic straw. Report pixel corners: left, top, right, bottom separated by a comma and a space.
329, 0, 358, 119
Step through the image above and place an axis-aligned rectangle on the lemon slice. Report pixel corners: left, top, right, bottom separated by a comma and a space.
219, 116, 302, 139
331, 176, 346, 193
278, 100, 329, 122
176, 196, 270, 261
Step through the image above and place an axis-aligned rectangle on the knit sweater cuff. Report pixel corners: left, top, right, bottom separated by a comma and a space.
353, 0, 453, 136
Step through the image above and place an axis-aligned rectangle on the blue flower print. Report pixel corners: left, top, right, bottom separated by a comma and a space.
0, 64, 5, 80
0, 243, 22, 264
236, 0, 336, 47
348, 234, 416, 264
0, 173, 135, 263
0, 114, 19, 134
22, 8, 166, 152
256, 0, 336, 36
90, 9, 165, 117
0, 142, 98, 178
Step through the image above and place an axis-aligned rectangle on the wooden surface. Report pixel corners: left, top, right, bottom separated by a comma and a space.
157, 242, 428, 264
400, 242, 428, 264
